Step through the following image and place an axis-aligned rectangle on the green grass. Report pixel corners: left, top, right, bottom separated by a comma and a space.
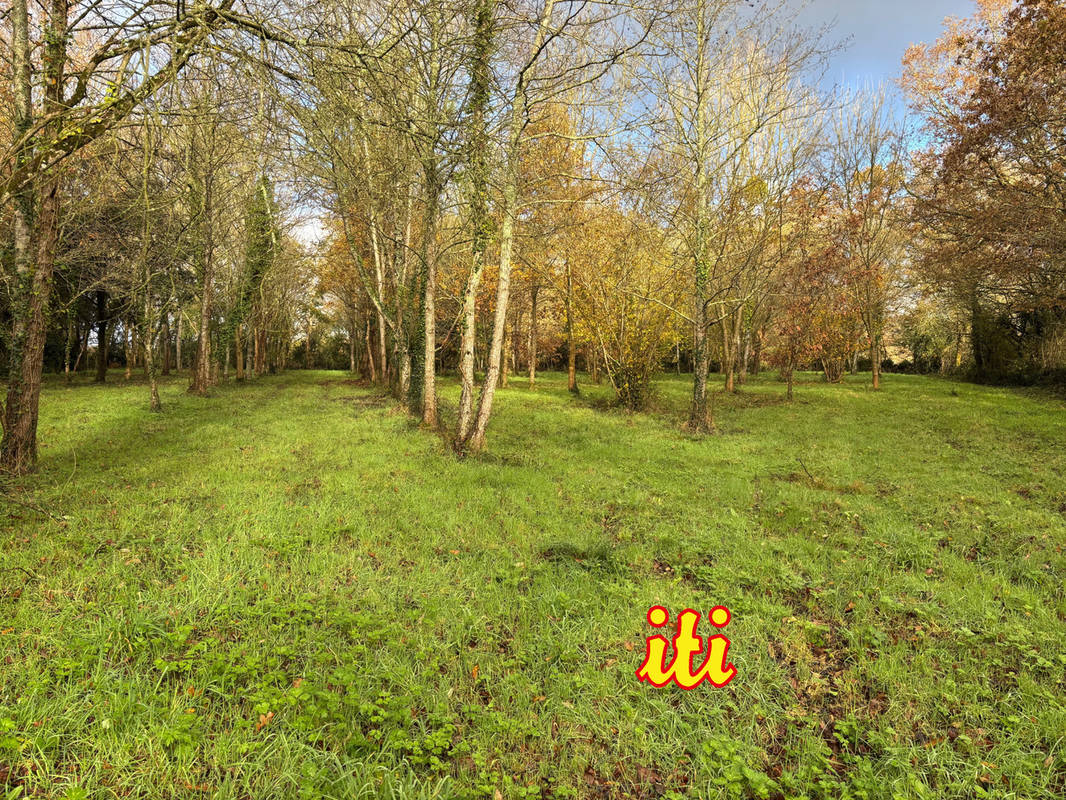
2, 368, 1065, 799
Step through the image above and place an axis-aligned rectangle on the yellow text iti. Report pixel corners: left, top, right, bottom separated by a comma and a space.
635, 605, 737, 689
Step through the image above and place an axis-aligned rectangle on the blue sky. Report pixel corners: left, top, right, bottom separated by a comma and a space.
796, 0, 978, 88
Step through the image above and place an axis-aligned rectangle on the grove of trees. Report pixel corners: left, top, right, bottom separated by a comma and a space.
3, 0, 1064, 474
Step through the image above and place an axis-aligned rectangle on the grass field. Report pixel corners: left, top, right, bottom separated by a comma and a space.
2, 369, 1065, 799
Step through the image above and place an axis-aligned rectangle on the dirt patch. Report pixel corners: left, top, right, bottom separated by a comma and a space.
777, 469, 868, 496
767, 615, 886, 775
539, 541, 621, 574
581, 761, 689, 800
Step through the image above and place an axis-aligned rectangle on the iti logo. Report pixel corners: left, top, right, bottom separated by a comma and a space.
635, 605, 737, 689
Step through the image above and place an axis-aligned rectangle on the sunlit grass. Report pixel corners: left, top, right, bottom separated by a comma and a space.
2, 368, 1064, 799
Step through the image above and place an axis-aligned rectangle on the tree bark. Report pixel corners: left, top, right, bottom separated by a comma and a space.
124, 319, 133, 380
255, 326, 266, 376
64, 313, 75, 384
73, 323, 86, 374
870, 334, 882, 390
143, 307, 161, 412
176, 314, 183, 372
390, 188, 414, 401
189, 167, 215, 395
0, 0, 64, 473
455, 0, 494, 448
365, 317, 377, 382
566, 259, 578, 394
95, 291, 110, 383
466, 175, 517, 450
462, 0, 556, 452
500, 317, 512, 388
161, 314, 171, 375
721, 308, 741, 393
686, 0, 715, 433
739, 327, 751, 384
418, 162, 441, 427
527, 285, 539, 389
349, 320, 358, 374
235, 323, 245, 380
691, 318, 711, 428
1, 190, 58, 473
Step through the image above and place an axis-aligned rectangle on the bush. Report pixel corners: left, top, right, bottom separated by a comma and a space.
612, 365, 655, 411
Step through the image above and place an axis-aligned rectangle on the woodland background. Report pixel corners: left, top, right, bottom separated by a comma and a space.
1, 0, 1064, 473
2, 1, 1065, 798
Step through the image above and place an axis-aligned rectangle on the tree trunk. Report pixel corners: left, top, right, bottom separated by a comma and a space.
390, 188, 414, 401
455, 0, 494, 448
466, 175, 517, 450
722, 308, 741, 393
349, 321, 358, 374
419, 162, 441, 427
456, 251, 486, 442
870, 334, 882, 390
499, 318, 512, 388
64, 313, 75, 384
739, 328, 751, 384
95, 291, 110, 383
161, 314, 171, 375
143, 306, 161, 412
691, 318, 711, 429
124, 319, 133, 380
527, 285, 539, 389
255, 326, 267, 376
176, 314, 183, 372
189, 137, 215, 395
462, 0, 556, 452
1, 191, 58, 473
0, 0, 64, 474
190, 274, 213, 395
73, 324, 86, 374
566, 260, 578, 394
235, 323, 245, 380
686, 0, 714, 433
369, 217, 388, 382
365, 317, 377, 382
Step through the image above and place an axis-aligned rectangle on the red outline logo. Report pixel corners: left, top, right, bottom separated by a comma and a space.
635, 606, 737, 689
